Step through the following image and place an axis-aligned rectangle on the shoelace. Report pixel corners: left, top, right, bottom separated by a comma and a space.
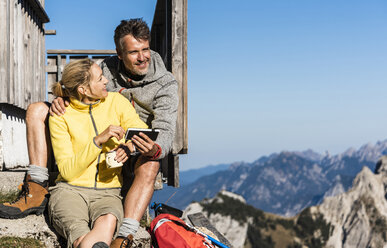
120, 237, 132, 248
120, 236, 139, 248
10, 181, 30, 205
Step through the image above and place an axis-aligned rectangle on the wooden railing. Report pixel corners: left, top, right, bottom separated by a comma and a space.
46, 49, 116, 102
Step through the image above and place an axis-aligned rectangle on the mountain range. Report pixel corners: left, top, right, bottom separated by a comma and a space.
182, 155, 387, 247
153, 139, 387, 216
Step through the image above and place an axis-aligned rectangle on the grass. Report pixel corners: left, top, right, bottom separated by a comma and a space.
0, 192, 46, 248
0, 236, 44, 248
0, 191, 19, 204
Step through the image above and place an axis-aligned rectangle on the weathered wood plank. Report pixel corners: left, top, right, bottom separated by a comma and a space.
24, 0, 49, 23
187, 213, 233, 248
47, 49, 116, 55
1, 0, 46, 109
46, 56, 58, 102
40, 20, 45, 101
0, 0, 8, 102
150, 0, 188, 187
22, 0, 28, 108
171, 0, 188, 155
173, 154, 179, 187
69, 55, 88, 62
1, 0, 47, 109
151, 0, 187, 155
8, 0, 15, 106
44, 29, 56, 35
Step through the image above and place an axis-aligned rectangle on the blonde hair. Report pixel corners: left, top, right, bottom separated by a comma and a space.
52, 58, 95, 100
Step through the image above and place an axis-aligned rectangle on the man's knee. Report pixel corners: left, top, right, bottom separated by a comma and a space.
26, 102, 50, 124
135, 160, 160, 183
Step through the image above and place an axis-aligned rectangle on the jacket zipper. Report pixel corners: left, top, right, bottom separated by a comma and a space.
89, 104, 100, 188
130, 93, 135, 108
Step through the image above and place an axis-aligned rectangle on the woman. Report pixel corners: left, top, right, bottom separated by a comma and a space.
48, 58, 150, 248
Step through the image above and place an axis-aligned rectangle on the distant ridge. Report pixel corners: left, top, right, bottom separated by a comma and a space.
180, 163, 230, 185
183, 155, 387, 247
154, 139, 387, 217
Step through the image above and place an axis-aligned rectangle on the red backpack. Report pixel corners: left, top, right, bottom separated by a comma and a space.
149, 213, 217, 248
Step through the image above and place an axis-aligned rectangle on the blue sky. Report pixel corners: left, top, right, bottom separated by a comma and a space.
45, 1, 387, 170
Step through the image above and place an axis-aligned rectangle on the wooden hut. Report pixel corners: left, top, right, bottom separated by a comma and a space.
0, 0, 49, 170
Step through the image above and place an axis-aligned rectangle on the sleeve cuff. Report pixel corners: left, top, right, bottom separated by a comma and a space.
150, 143, 162, 160
93, 137, 102, 149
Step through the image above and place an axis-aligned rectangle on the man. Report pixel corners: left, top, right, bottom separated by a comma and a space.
0, 19, 178, 248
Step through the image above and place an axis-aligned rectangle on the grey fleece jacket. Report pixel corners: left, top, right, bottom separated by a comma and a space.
100, 50, 178, 159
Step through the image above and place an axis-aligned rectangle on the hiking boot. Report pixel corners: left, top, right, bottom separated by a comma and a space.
110, 234, 133, 248
92, 241, 109, 248
0, 175, 48, 219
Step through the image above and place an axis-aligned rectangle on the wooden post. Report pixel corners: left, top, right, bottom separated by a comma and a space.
171, 0, 188, 155
151, 0, 187, 187
0, 0, 8, 101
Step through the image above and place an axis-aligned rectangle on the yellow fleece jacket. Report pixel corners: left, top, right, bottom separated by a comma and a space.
49, 92, 148, 188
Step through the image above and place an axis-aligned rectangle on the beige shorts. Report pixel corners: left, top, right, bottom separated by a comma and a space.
48, 183, 123, 248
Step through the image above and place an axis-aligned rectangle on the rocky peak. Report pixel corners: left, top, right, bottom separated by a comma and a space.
316, 157, 387, 248
229, 161, 248, 170
374, 155, 387, 176
219, 190, 246, 204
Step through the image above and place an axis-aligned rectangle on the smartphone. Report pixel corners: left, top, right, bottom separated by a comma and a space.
125, 128, 160, 141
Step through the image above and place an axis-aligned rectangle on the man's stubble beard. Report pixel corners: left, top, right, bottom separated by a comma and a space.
127, 60, 150, 77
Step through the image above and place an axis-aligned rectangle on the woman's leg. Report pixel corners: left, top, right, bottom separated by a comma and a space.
48, 184, 91, 248
75, 213, 117, 248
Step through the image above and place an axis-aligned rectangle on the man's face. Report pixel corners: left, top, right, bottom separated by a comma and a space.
117, 34, 151, 76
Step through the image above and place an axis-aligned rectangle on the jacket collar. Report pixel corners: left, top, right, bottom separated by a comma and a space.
69, 97, 102, 112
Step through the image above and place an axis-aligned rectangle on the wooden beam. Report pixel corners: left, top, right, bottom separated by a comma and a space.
44, 29, 56, 35
47, 49, 116, 55
24, 0, 49, 23
171, 0, 188, 154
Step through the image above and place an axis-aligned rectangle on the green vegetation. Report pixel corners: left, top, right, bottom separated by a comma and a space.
0, 192, 49, 247
201, 193, 265, 226
362, 196, 387, 242
0, 236, 44, 248
293, 208, 330, 248
287, 244, 302, 248
0, 191, 19, 204
276, 218, 294, 229
200, 193, 333, 248
247, 225, 274, 248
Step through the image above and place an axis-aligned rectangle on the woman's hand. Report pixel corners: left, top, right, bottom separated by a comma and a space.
49, 97, 69, 116
94, 125, 125, 147
131, 132, 159, 157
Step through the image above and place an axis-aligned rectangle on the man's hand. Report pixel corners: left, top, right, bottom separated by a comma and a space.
49, 97, 69, 116
94, 125, 125, 147
131, 132, 159, 157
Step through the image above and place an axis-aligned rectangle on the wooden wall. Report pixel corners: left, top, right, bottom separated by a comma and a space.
0, 0, 49, 110
151, 0, 187, 187
151, 0, 188, 156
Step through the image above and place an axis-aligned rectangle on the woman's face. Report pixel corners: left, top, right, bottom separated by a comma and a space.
80, 63, 108, 103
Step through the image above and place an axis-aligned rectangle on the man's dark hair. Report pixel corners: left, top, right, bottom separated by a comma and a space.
114, 18, 150, 54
